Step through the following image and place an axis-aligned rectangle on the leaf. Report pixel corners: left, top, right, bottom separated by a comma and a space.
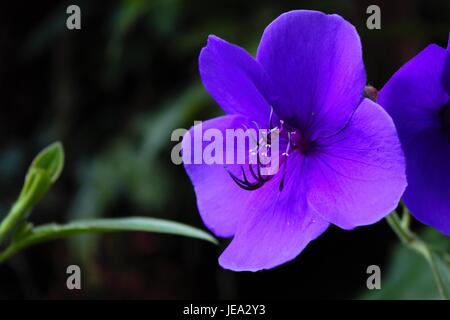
32, 217, 218, 245
0, 217, 218, 263
29, 142, 64, 183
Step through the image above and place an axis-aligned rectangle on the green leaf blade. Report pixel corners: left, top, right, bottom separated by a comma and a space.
0, 217, 218, 263
34, 217, 218, 244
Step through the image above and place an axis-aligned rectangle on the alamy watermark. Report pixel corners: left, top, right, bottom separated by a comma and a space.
66, 265, 81, 290
366, 264, 381, 290
171, 121, 281, 175
366, 5, 381, 30
66, 5, 81, 30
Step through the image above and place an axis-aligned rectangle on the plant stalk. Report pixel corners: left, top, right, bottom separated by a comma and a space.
386, 211, 449, 300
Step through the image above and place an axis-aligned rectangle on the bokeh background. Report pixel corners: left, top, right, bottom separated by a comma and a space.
0, 0, 449, 299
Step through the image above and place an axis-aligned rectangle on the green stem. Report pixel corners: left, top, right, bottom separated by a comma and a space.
0, 217, 218, 265
400, 209, 411, 230
0, 201, 31, 245
386, 211, 450, 300
386, 212, 415, 245
0, 244, 16, 264
424, 249, 450, 300
0, 172, 49, 245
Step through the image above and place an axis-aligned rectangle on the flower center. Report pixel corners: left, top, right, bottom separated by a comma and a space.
284, 129, 311, 155
440, 102, 450, 131
225, 109, 314, 193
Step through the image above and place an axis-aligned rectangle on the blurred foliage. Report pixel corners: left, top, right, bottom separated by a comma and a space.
362, 229, 450, 299
66, 84, 212, 268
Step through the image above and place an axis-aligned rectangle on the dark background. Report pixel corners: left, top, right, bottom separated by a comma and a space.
0, 0, 448, 299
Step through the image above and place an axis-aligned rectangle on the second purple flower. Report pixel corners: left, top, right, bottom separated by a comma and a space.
379, 36, 450, 235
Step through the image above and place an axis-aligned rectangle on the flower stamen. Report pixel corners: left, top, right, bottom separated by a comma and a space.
225, 110, 277, 191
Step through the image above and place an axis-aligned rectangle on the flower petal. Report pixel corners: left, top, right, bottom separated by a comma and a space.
305, 98, 407, 229
219, 153, 329, 271
199, 35, 272, 125
256, 10, 366, 138
401, 130, 450, 235
182, 115, 259, 238
379, 42, 450, 235
379, 44, 448, 143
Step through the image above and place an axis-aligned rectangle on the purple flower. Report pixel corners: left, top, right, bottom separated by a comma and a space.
183, 10, 406, 271
379, 36, 450, 235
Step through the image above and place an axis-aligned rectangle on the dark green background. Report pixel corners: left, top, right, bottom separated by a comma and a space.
0, 0, 449, 299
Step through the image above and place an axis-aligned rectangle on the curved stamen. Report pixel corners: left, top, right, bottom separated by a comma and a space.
278, 131, 293, 191
282, 131, 291, 157
225, 107, 282, 191
225, 165, 265, 191
249, 162, 261, 182
279, 161, 287, 192
269, 107, 274, 131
